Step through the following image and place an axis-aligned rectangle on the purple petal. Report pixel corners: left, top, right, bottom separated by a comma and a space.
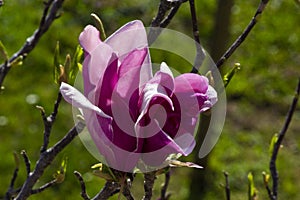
174, 73, 208, 94
150, 62, 174, 95
79, 25, 102, 54
139, 119, 195, 166
59, 82, 111, 119
105, 20, 148, 59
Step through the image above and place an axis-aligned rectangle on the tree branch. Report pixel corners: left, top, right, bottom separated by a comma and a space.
269, 78, 300, 200
14, 121, 85, 200
148, 0, 188, 45
188, 0, 205, 73
160, 170, 171, 200
74, 171, 90, 200
142, 171, 156, 200
223, 171, 230, 200
21, 150, 31, 177
4, 152, 20, 200
92, 181, 120, 200
216, 0, 270, 68
0, 0, 65, 87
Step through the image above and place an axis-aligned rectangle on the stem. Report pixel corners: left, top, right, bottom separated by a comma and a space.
216, 0, 270, 68
0, 0, 64, 87
188, 0, 205, 73
142, 172, 156, 200
269, 78, 300, 200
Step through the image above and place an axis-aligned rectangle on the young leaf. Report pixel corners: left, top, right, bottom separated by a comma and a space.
69, 45, 83, 84
223, 63, 241, 87
248, 172, 257, 200
0, 40, 8, 62
53, 157, 68, 183
91, 13, 107, 41
92, 163, 117, 181
53, 41, 61, 84
269, 133, 278, 157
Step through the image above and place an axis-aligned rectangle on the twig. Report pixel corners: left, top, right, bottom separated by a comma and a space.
92, 181, 120, 200
262, 172, 273, 200
122, 179, 134, 200
74, 171, 90, 200
148, 0, 188, 45
188, 0, 205, 73
160, 170, 171, 200
216, 0, 270, 68
0, 0, 65, 87
142, 171, 156, 200
223, 171, 230, 200
14, 121, 85, 200
269, 78, 300, 200
31, 179, 57, 194
21, 150, 31, 177
4, 152, 20, 200
40, 92, 62, 153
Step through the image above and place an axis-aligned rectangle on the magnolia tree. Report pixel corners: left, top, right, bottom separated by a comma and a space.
0, 0, 299, 200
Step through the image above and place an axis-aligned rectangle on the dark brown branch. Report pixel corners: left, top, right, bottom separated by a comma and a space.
160, 170, 171, 200
188, 0, 205, 73
4, 153, 20, 200
92, 181, 120, 200
40, 92, 62, 153
14, 121, 85, 200
21, 150, 31, 177
148, 0, 188, 45
269, 78, 300, 200
0, 0, 65, 87
142, 171, 156, 200
216, 0, 270, 68
122, 180, 134, 200
74, 171, 90, 200
31, 179, 57, 194
262, 172, 273, 200
223, 171, 230, 200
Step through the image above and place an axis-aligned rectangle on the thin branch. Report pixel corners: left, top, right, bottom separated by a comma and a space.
216, 0, 270, 68
122, 179, 134, 200
14, 121, 85, 200
262, 172, 273, 200
142, 171, 156, 200
4, 152, 20, 200
269, 78, 300, 200
188, 0, 205, 73
92, 181, 120, 200
31, 179, 57, 194
0, 0, 65, 87
40, 92, 62, 153
21, 150, 31, 177
74, 171, 90, 200
160, 170, 171, 200
148, 0, 188, 45
223, 171, 230, 200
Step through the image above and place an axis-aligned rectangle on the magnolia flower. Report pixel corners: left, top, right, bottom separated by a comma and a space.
60, 20, 217, 172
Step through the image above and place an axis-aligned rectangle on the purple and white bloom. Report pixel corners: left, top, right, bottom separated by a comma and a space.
60, 20, 217, 172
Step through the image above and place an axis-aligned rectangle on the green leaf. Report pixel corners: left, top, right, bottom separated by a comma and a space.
0, 40, 8, 62
69, 45, 83, 84
247, 172, 257, 200
91, 163, 117, 181
10, 55, 23, 67
269, 133, 278, 157
53, 41, 61, 84
53, 157, 68, 183
223, 63, 241, 87
91, 13, 107, 41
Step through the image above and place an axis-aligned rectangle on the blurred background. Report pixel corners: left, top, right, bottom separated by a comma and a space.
0, 0, 299, 199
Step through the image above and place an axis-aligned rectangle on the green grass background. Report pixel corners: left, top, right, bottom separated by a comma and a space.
0, 0, 299, 199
